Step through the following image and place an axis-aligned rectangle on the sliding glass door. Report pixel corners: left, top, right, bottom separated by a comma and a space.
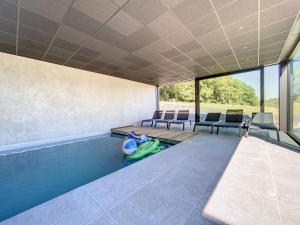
289, 42, 300, 141
197, 67, 280, 126
264, 65, 280, 127
199, 70, 261, 120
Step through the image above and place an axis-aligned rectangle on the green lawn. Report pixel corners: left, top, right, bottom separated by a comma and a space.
160, 101, 279, 115
201, 102, 278, 115
161, 100, 300, 128
160, 101, 300, 116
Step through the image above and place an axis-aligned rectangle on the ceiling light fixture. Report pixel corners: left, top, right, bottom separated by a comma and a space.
239, 26, 244, 29
243, 46, 247, 49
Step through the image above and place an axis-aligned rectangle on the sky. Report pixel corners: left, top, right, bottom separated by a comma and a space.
233, 65, 279, 99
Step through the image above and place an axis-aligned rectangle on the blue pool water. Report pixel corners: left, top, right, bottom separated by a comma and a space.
0, 135, 171, 221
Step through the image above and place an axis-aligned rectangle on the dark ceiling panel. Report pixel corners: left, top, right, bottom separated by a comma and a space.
0, 17, 16, 35
19, 8, 60, 34
114, 37, 143, 52
0, 0, 17, 21
21, 0, 69, 22
70, 53, 93, 64
217, 0, 258, 26
18, 46, 44, 60
65, 59, 85, 69
0, 30, 16, 45
18, 37, 48, 52
173, 0, 213, 25
52, 38, 80, 52
94, 25, 126, 45
77, 47, 101, 58
19, 25, 54, 45
161, 48, 182, 58
187, 13, 220, 37
44, 54, 67, 64
62, 7, 102, 35
129, 26, 160, 46
123, 0, 167, 25
0, 40, 15, 54
47, 46, 74, 59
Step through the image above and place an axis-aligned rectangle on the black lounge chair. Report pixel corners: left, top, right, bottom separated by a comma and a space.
154, 110, 175, 129
169, 110, 190, 131
247, 112, 280, 141
141, 110, 163, 127
193, 112, 222, 133
215, 109, 244, 136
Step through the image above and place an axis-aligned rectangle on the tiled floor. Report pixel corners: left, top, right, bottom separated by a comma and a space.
203, 136, 300, 225
2, 132, 240, 225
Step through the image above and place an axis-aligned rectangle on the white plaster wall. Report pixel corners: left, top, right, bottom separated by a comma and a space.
0, 53, 156, 146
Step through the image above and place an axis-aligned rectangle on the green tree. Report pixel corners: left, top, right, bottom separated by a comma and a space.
160, 77, 259, 106
160, 81, 195, 102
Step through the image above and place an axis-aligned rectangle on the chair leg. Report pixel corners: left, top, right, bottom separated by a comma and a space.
276, 129, 280, 141
151, 121, 153, 127
183, 123, 185, 131
245, 127, 249, 137
193, 125, 196, 132
239, 127, 241, 137
190, 120, 191, 125
154, 121, 157, 128
210, 125, 213, 134
167, 122, 170, 130
141, 121, 143, 127
216, 126, 219, 135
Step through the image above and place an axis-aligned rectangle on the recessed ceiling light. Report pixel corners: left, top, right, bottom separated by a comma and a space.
246, 58, 250, 61
239, 26, 244, 29
243, 46, 247, 49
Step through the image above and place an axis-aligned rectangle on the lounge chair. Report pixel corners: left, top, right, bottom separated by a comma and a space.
169, 110, 190, 130
215, 109, 244, 136
246, 112, 280, 141
154, 110, 175, 129
193, 112, 222, 133
141, 110, 163, 127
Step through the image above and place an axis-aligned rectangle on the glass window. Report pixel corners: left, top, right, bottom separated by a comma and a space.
289, 42, 300, 140
159, 80, 195, 119
199, 70, 260, 120
264, 65, 279, 127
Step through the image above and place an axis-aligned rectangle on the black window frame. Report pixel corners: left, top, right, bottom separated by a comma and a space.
194, 66, 279, 124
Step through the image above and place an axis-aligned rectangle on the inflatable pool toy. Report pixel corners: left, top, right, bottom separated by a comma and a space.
128, 131, 151, 143
122, 138, 137, 155
127, 139, 160, 159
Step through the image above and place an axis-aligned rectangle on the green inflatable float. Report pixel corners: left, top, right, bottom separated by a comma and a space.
127, 139, 161, 159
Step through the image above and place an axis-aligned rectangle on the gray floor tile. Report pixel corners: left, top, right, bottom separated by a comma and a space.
227, 155, 270, 177
271, 165, 300, 184
114, 184, 172, 219
148, 196, 193, 225
152, 164, 212, 205
88, 214, 118, 225
203, 184, 281, 225
8, 199, 60, 225
278, 201, 300, 225
0, 220, 10, 225
185, 198, 218, 225
9, 188, 102, 225
220, 167, 275, 198
275, 178, 300, 205
109, 204, 151, 225
109, 183, 193, 225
